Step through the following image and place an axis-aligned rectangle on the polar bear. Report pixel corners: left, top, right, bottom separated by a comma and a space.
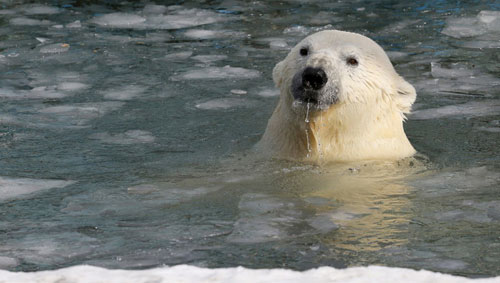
258, 30, 416, 163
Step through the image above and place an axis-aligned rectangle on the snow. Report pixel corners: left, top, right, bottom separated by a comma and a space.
410, 101, 500, 120
0, 177, 75, 201
0, 264, 498, 283
90, 130, 156, 145
171, 66, 260, 81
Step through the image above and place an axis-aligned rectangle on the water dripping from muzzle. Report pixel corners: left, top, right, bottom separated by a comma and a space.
305, 101, 312, 158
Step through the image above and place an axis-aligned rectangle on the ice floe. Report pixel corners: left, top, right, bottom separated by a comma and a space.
90, 130, 156, 145
171, 66, 260, 81
0, 177, 75, 201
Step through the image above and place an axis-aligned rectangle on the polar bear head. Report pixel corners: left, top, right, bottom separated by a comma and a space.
259, 30, 417, 163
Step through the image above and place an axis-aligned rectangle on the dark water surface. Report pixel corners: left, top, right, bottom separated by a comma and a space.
0, 0, 499, 277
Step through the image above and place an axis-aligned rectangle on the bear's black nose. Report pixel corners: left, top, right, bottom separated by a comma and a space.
302, 67, 328, 90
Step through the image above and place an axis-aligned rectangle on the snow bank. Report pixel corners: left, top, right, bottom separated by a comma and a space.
0, 265, 498, 283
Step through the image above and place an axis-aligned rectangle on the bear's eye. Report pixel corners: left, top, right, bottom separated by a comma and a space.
346, 57, 359, 66
299, 47, 309, 57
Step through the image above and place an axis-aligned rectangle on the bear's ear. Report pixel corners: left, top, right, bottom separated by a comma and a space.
395, 76, 416, 114
272, 60, 285, 88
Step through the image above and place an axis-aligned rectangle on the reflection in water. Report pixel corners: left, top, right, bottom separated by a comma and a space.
276, 159, 423, 253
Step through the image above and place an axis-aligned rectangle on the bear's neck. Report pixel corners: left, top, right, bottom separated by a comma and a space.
259, 98, 415, 163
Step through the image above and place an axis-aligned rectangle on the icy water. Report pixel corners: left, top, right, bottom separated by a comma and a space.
0, 0, 499, 278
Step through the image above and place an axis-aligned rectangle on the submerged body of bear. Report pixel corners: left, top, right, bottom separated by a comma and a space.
258, 30, 417, 163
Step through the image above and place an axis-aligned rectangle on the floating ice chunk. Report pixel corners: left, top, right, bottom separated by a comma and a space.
430, 62, 474, 79
163, 51, 192, 61
191, 55, 227, 64
127, 184, 159, 195
35, 37, 49, 43
442, 10, 500, 38
478, 10, 500, 30
195, 98, 251, 110
66, 20, 81, 28
0, 9, 16, 15
307, 214, 339, 233
10, 17, 53, 26
230, 89, 247, 95
184, 29, 246, 39
57, 82, 89, 91
283, 24, 334, 36
477, 120, 500, 133
257, 88, 280, 97
143, 4, 168, 14
442, 18, 486, 38
171, 65, 260, 80
411, 101, 500, 120
283, 25, 311, 36
102, 85, 146, 101
0, 177, 75, 201
90, 130, 155, 145
36, 102, 124, 129
0, 256, 18, 269
386, 51, 409, 61
144, 9, 231, 29
30, 86, 67, 99
91, 8, 233, 30
269, 39, 288, 49
227, 193, 300, 243
459, 40, 500, 49
39, 43, 70, 54
23, 4, 60, 15
90, 13, 146, 28
414, 167, 499, 198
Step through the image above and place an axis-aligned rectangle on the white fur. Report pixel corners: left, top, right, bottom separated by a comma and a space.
258, 30, 416, 163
